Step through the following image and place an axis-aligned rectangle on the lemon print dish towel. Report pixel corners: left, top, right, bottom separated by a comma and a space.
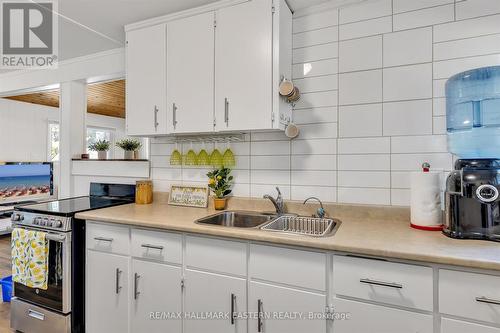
11, 227, 49, 290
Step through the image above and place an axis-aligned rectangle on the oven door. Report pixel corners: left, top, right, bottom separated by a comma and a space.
13, 227, 71, 314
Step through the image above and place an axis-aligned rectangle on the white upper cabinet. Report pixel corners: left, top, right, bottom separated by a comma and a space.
215, 0, 273, 131
125, 0, 292, 136
167, 12, 215, 134
126, 24, 168, 136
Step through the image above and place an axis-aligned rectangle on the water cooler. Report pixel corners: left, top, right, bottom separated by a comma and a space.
444, 66, 500, 242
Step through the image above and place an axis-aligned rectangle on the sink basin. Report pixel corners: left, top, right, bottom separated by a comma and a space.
196, 211, 277, 228
261, 216, 341, 237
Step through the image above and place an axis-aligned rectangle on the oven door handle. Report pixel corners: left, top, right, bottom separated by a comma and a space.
46, 233, 66, 242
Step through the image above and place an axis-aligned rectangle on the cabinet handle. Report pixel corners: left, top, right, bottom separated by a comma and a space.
224, 98, 229, 126
257, 299, 263, 332
141, 243, 164, 251
476, 296, 500, 305
134, 273, 141, 300
94, 237, 113, 243
359, 278, 403, 289
173, 103, 178, 128
231, 293, 236, 325
154, 105, 159, 130
115, 268, 122, 294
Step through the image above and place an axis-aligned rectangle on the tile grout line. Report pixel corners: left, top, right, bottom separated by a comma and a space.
336, 8, 340, 203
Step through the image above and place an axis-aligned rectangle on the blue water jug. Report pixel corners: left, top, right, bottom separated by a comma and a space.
446, 66, 500, 158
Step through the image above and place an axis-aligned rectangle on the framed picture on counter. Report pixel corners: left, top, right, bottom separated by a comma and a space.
168, 184, 209, 208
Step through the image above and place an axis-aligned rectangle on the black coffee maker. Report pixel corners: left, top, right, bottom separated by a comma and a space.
444, 159, 500, 242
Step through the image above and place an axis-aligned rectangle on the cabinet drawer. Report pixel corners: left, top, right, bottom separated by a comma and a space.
442, 318, 500, 333
333, 297, 433, 333
186, 236, 247, 276
333, 255, 433, 311
440, 269, 500, 325
131, 228, 182, 264
86, 221, 130, 255
250, 244, 326, 291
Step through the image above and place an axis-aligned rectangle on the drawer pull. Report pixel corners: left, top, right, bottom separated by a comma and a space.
141, 243, 164, 251
476, 296, 500, 306
116, 268, 122, 294
360, 278, 403, 289
257, 299, 263, 332
94, 237, 113, 243
134, 273, 141, 300
28, 309, 45, 321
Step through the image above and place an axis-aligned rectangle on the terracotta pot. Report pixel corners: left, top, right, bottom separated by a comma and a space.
124, 150, 134, 160
97, 151, 107, 160
214, 198, 227, 210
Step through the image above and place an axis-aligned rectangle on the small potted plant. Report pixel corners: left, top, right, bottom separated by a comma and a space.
116, 138, 142, 160
88, 139, 110, 160
207, 167, 233, 210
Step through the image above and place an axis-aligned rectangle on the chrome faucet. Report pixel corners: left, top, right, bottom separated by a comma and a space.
303, 197, 326, 218
263, 187, 284, 215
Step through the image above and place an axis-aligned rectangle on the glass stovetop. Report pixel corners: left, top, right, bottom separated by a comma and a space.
16, 196, 133, 216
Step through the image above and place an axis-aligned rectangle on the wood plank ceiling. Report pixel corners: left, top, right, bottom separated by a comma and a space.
3, 79, 125, 118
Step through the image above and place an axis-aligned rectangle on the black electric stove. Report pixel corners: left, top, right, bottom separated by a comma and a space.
11, 183, 135, 333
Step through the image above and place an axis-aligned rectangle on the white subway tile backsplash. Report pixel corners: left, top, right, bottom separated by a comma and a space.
339, 16, 392, 40
433, 79, 447, 98
297, 123, 338, 140
339, 0, 392, 24
383, 100, 433, 136
433, 54, 500, 79
232, 184, 251, 197
391, 135, 447, 153
434, 34, 500, 61
393, 0, 453, 14
228, 141, 250, 155
338, 154, 390, 171
251, 155, 290, 170
339, 104, 383, 138
293, 107, 337, 125
234, 156, 251, 170
291, 185, 337, 202
291, 170, 336, 186
251, 141, 290, 156
434, 14, 500, 42
338, 187, 391, 205
291, 155, 337, 170
391, 153, 452, 171
294, 91, 338, 109
150, 143, 174, 155
292, 139, 337, 155
433, 98, 446, 116
251, 184, 291, 200
338, 171, 391, 188
293, 10, 339, 33
250, 132, 289, 141
339, 70, 382, 105
455, 0, 500, 20
292, 58, 338, 79
231, 170, 250, 184
339, 36, 383, 72
338, 137, 390, 154
293, 43, 338, 64
433, 116, 446, 134
383, 63, 433, 101
151, 167, 182, 180
383, 27, 433, 67
391, 171, 411, 188
293, 26, 339, 48
294, 75, 338, 93
393, 4, 454, 31
391, 189, 411, 206
251, 170, 290, 185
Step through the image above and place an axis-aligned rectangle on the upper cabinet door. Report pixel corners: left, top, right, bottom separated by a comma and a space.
215, 0, 273, 131
126, 24, 167, 136
167, 12, 215, 134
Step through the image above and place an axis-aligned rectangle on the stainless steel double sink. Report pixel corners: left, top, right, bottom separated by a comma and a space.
196, 211, 341, 237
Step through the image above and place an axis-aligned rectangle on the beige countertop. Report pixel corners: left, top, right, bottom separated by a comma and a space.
76, 195, 500, 271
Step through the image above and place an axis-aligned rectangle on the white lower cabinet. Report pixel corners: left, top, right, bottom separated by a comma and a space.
333, 297, 433, 333
441, 318, 500, 333
130, 259, 182, 333
184, 269, 246, 333
86, 251, 130, 333
248, 281, 327, 333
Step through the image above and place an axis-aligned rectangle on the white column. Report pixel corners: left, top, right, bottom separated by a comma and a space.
58, 80, 87, 198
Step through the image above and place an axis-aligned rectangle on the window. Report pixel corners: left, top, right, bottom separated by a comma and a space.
48, 122, 60, 161
86, 127, 115, 159
47, 124, 115, 160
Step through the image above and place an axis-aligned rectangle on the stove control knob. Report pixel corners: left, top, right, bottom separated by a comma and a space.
11, 213, 21, 222
48, 219, 55, 227
33, 217, 41, 225
42, 218, 48, 226
53, 220, 63, 228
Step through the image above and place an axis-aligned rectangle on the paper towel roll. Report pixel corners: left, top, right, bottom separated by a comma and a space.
410, 172, 442, 230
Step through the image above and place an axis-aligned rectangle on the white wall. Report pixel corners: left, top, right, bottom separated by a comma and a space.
150, 0, 500, 206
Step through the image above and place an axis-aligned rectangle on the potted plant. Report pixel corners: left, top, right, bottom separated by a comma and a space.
88, 139, 110, 160
207, 167, 233, 210
116, 138, 142, 160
